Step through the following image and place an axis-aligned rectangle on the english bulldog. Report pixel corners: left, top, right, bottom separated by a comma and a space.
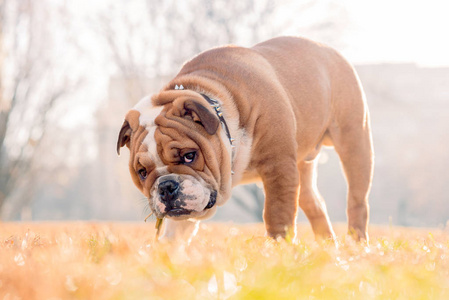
117, 36, 374, 242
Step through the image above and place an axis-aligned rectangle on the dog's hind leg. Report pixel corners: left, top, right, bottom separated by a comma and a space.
298, 159, 336, 241
328, 110, 374, 243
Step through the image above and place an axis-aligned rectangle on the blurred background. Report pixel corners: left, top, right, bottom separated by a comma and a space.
0, 0, 448, 227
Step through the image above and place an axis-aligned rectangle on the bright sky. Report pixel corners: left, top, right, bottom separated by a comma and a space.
341, 0, 449, 66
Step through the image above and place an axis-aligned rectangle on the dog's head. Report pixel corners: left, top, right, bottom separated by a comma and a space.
117, 89, 233, 220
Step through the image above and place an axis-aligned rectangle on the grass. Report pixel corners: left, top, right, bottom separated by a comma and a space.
1, 222, 449, 299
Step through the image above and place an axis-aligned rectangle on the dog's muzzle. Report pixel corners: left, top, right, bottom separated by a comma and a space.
157, 179, 217, 217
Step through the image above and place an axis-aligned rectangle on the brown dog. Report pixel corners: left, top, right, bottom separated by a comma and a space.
117, 36, 374, 242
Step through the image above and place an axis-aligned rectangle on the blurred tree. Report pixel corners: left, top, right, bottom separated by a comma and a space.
94, 0, 347, 80
0, 0, 82, 219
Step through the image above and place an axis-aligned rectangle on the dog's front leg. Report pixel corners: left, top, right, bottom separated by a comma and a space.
259, 160, 300, 239
159, 218, 200, 244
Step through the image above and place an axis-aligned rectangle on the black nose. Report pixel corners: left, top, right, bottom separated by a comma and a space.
158, 180, 180, 202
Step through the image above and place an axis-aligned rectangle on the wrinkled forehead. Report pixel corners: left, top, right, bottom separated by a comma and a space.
127, 96, 164, 166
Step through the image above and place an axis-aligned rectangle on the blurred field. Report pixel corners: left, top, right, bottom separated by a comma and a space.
1, 222, 449, 300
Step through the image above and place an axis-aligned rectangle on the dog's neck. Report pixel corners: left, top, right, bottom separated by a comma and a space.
200, 95, 234, 143
200, 93, 236, 175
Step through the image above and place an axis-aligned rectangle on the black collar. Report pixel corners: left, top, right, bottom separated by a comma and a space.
200, 93, 234, 146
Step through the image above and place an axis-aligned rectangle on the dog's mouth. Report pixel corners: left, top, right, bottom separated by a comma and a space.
166, 208, 192, 217
205, 191, 217, 209
158, 190, 217, 218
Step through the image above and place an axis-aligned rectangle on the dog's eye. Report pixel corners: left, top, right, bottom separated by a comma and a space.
181, 152, 196, 164
137, 168, 148, 180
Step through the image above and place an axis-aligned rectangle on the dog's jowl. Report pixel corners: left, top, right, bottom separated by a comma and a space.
117, 36, 374, 242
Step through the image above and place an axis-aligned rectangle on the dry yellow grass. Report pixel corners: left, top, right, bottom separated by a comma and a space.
1, 222, 448, 299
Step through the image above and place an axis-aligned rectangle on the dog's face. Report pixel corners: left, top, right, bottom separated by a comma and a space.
117, 90, 233, 221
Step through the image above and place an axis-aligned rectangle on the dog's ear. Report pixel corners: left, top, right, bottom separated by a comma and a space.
183, 100, 219, 135
117, 120, 132, 155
